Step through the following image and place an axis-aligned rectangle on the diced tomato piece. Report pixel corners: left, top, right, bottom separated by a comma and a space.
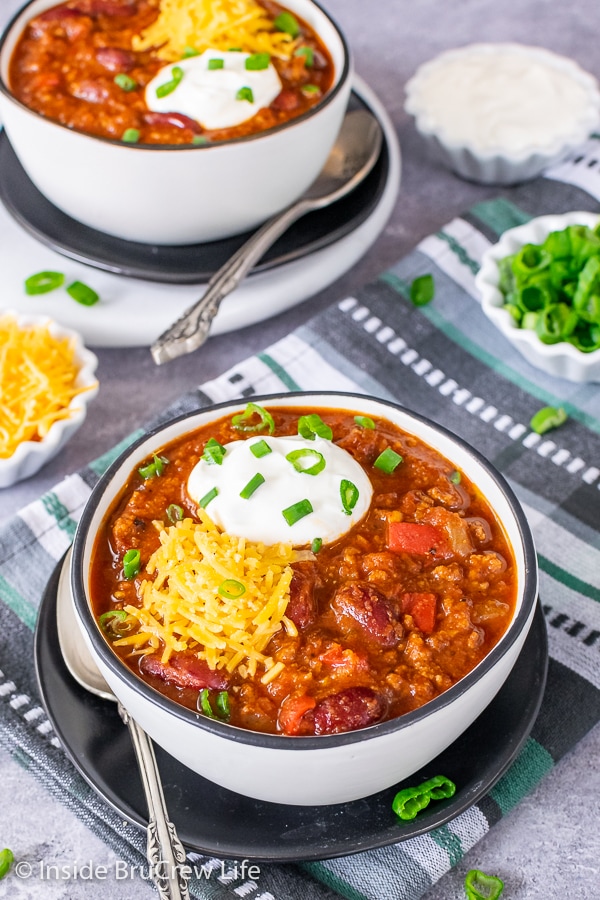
402, 592, 437, 634
387, 521, 447, 557
278, 693, 316, 736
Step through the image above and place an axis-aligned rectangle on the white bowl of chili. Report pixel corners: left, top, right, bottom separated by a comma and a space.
0, 0, 352, 245
70, 392, 538, 806
477, 211, 600, 382
0, 309, 98, 488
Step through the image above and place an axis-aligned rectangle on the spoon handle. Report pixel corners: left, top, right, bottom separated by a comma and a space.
150, 196, 313, 365
119, 705, 190, 900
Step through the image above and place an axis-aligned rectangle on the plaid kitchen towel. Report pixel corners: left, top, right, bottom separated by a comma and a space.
2, 141, 600, 900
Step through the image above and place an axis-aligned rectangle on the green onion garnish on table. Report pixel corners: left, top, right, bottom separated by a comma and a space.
0, 848, 14, 880
464, 869, 504, 899
529, 405, 567, 434
67, 280, 99, 306
392, 774, 456, 821
410, 273, 435, 306
24, 270, 65, 295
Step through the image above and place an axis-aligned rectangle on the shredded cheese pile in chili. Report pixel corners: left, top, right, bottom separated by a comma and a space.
132, 0, 297, 61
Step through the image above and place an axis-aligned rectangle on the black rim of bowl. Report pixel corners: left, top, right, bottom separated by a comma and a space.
0, 0, 352, 152
71, 390, 539, 751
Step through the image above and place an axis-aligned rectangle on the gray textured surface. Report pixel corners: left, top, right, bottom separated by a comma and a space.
2, 0, 600, 897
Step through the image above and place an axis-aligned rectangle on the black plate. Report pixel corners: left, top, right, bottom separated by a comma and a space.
34, 554, 548, 863
0, 92, 389, 285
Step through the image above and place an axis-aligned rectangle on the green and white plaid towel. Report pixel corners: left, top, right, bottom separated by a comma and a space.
2, 141, 600, 900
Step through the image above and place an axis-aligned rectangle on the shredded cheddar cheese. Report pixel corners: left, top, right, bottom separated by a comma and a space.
132, 0, 297, 61
117, 509, 297, 681
0, 314, 94, 460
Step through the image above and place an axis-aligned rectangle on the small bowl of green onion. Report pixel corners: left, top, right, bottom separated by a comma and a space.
476, 211, 600, 381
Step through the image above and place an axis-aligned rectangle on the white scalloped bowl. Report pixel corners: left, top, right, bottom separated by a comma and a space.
0, 311, 99, 488
405, 43, 600, 185
476, 212, 600, 382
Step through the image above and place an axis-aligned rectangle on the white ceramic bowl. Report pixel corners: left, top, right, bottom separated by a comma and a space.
405, 43, 600, 185
0, 310, 98, 488
0, 0, 352, 245
477, 211, 600, 382
71, 392, 538, 806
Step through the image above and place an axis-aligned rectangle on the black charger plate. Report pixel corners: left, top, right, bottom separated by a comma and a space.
0, 91, 389, 285
34, 553, 548, 863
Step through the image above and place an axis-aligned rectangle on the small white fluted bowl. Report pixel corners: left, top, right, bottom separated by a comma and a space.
0, 311, 98, 488
71, 391, 538, 806
0, 0, 352, 245
477, 211, 600, 382
405, 43, 600, 185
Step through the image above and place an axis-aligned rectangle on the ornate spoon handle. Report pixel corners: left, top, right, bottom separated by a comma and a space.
119, 705, 190, 900
150, 197, 314, 365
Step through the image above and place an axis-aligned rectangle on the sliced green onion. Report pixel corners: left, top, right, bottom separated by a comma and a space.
240, 472, 265, 499
274, 11, 300, 36
202, 437, 226, 465
232, 402, 275, 434
464, 869, 504, 900
182, 45, 199, 57
199, 688, 218, 719
294, 45, 314, 66
191, 134, 208, 145
166, 503, 184, 523
122, 549, 141, 580
156, 65, 184, 98
297, 413, 333, 441
354, 415, 375, 429
250, 439, 272, 458
311, 537, 322, 553
122, 128, 140, 143
218, 579, 246, 599
215, 690, 231, 720
66, 280, 99, 306
286, 448, 326, 476
340, 478, 359, 515
374, 447, 403, 473
0, 849, 14, 880
198, 486, 218, 508
245, 52, 270, 70
236, 86, 254, 103
114, 73, 137, 91
449, 470, 461, 485
138, 454, 168, 479
208, 57, 224, 70
99, 609, 128, 632
282, 498, 313, 526
24, 270, 65, 295
410, 273, 435, 306
392, 775, 456, 821
301, 84, 320, 96
529, 405, 567, 434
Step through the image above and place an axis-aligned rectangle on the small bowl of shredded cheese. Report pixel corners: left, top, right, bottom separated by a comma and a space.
405, 43, 600, 185
0, 311, 99, 488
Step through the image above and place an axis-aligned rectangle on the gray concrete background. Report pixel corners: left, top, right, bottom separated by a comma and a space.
1, 0, 600, 897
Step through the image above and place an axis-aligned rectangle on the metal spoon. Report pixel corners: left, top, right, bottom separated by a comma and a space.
150, 108, 383, 365
56, 548, 191, 900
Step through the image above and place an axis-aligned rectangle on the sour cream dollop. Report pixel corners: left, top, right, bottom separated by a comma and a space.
145, 50, 282, 130
187, 435, 374, 547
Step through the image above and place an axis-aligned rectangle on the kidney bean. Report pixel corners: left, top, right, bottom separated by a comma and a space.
271, 89, 300, 112
144, 111, 203, 134
286, 562, 318, 630
32, 7, 93, 40
332, 582, 403, 648
313, 686, 387, 735
95, 46, 136, 72
140, 654, 229, 691
70, 79, 109, 104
